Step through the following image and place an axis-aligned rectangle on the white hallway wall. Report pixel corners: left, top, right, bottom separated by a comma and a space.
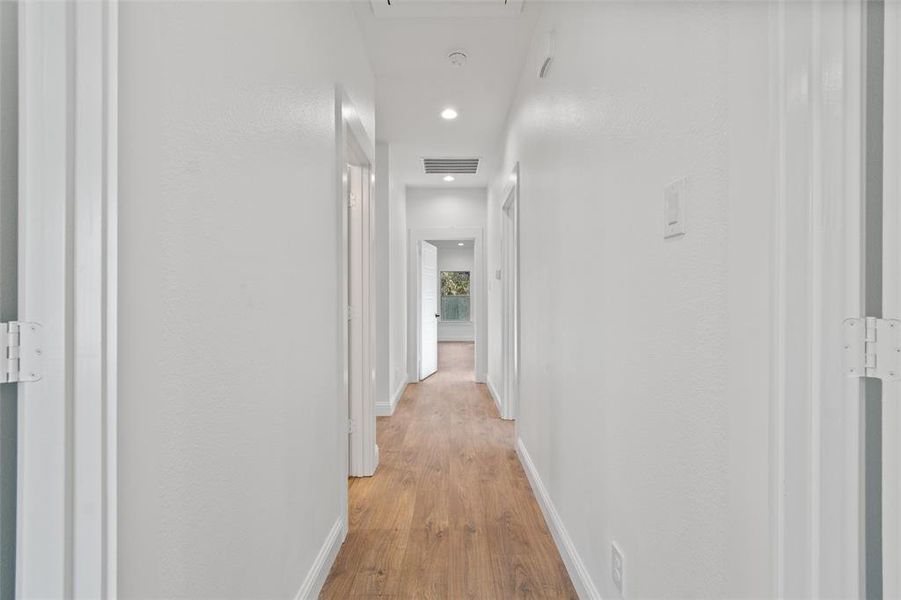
406, 186, 487, 230
488, 2, 774, 597
435, 244, 475, 342
374, 143, 391, 418
118, 2, 374, 597
387, 146, 408, 405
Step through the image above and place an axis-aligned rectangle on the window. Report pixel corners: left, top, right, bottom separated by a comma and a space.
440, 271, 470, 321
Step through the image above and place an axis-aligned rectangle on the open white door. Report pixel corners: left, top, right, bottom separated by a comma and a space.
419, 241, 438, 380
0, 3, 16, 597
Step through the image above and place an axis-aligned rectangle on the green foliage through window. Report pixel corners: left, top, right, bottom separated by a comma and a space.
440, 271, 470, 321
440, 271, 470, 296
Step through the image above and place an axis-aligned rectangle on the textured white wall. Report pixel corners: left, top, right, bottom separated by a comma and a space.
436, 245, 474, 273
435, 245, 474, 342
487, 2, 774, 597
388, 147, 408, 398
118, 2, 374, 597
374, 143, 391, 411
406, 187, 487, 230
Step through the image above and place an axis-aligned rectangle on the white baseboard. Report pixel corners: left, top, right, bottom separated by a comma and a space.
376, 379, 408, 417
293, 516, 346, 600
486, 376, 503, 419
516, 438, 601, 600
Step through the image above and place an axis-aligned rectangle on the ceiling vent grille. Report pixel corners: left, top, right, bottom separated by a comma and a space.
371, 0, 523, 19
422, 158, 481, 175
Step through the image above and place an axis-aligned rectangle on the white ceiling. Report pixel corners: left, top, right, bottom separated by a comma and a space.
352, 1, 540, 188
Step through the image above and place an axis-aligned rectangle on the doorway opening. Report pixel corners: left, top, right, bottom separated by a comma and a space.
340, 90, 377, 480
433, 239, 476, 377
500, 165, 519, 421
408, 228, 485, 386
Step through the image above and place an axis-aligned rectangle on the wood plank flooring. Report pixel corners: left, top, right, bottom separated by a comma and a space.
321, 342, 577, 599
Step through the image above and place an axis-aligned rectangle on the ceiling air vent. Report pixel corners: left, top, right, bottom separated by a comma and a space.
370, 0, 523, 19
422, 158, 481, 175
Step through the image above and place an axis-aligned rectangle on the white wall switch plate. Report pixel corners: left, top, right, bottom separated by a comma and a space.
663, 177, 687, 239
611, 541, 625, 597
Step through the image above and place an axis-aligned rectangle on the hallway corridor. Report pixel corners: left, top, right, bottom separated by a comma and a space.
321, 343, 576, 598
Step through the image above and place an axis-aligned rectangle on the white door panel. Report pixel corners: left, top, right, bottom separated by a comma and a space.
0, 3, 15, 596
419, 241, 438, 380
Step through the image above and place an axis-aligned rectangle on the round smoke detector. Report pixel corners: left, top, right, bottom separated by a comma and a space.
448, 51, 467, 68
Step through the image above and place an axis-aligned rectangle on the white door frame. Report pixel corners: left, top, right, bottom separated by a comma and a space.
407, 227, 486, 383
881, 0, 899, 595
336, 86, 378, 484
770, 1, 865, 597
17, 1, 118, 597
499, 164, 519, 421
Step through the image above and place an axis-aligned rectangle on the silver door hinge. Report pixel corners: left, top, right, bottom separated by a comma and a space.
0, 322, 43, 383
843, 317, 901, 381
347, 418, 355, 434
346, 306, 352, 321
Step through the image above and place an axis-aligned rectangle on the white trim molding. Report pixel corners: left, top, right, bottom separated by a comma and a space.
17, 1, 118, 597
486, 375, 503, 420
769, 1, 865, 597
376, 378, 408, 417
516, 438, 601, 600
293, 517, 347, 600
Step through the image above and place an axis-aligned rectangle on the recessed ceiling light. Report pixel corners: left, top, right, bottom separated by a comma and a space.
441, 108, 458, 120
443, 175, 455, 182
458, 242, 464, 247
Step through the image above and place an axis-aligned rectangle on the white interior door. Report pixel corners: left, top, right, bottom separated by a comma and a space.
0, 3, 16, 597
419, 241, 438, 380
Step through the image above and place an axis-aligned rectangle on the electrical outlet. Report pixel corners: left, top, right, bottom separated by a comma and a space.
611, 542, 625, 597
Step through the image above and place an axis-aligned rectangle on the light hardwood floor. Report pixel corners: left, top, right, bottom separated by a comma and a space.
321, 342, 577, 599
